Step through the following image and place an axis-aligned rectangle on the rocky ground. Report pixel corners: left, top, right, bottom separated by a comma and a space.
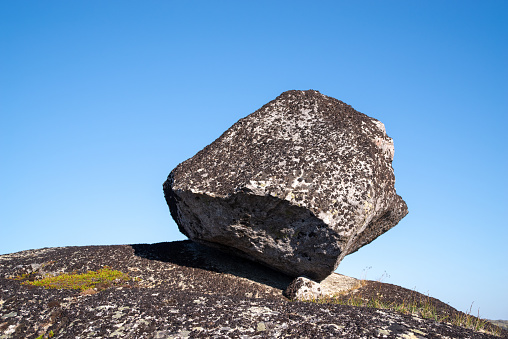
1, 241, 506, 338
489, 322, 508, 331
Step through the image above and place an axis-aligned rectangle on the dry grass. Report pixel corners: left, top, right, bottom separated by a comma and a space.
301, 282, 502, 337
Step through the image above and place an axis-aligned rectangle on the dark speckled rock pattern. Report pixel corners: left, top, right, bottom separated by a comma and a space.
1, 243, 505, 338
164, 90, 408, 281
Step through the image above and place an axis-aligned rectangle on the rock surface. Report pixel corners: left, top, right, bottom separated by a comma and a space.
164, 90, 408, 280
1, 242, 504, 338
284, 274, 361, 301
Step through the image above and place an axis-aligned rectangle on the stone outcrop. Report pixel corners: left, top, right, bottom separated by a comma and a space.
164, 90, 408, 281
1, 243, 504, 338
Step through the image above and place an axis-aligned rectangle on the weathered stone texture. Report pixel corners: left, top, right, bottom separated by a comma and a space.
284, 274, 361, 301
164, 90, 408, 281
1, 243, 504, 339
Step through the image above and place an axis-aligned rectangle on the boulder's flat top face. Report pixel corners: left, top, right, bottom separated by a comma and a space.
171, 90, 395, 221
165, 90, 407, 280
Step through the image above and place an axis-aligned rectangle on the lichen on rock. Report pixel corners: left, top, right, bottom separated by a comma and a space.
1, 243, 504, 338
164, 90, 408, 281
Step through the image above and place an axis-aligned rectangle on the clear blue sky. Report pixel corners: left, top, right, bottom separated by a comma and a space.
1, 1, 507, 320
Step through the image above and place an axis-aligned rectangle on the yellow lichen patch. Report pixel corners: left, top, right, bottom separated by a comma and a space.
21, 266, 131, 291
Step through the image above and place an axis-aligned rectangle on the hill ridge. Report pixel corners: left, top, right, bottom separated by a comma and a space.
1, 241, 505, 338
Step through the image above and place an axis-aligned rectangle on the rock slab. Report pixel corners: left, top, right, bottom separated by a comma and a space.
2, 244, 502, 338
163, 90, 408, 281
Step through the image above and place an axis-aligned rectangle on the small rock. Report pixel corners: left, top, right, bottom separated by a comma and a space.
112, 311, 123, 319
284, 273, 361, 300
284, 277, 323, 300
257, 322, 266, 331
1, 312, 17, 319
177, 330, 191, 338
154, 330, 171, 338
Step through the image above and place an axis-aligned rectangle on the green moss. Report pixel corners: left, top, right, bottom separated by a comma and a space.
22, 266, 131, 291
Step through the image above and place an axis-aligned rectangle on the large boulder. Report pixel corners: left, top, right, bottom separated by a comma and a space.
163, 90, 408, 281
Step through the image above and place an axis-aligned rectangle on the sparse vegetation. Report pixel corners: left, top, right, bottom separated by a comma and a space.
19, 266, 132, 292
489, 320, 508, 331
300, 287, 502, 337
36, 330, 54, 339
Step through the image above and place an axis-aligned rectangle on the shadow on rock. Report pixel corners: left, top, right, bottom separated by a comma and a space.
131, 240, 293, 291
